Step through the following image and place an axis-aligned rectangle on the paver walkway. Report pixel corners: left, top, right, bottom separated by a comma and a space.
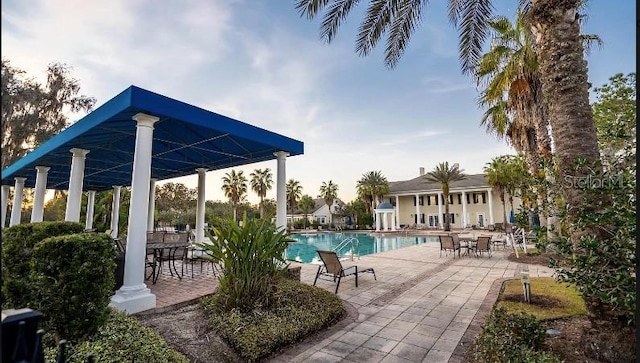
272, 242, 553, 363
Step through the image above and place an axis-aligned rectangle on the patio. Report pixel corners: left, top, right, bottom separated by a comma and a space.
143, 241, 552, 362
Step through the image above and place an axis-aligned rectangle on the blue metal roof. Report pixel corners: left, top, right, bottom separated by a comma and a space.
1, 86, 304, 191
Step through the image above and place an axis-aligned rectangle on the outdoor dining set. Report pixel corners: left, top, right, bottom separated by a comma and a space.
438, 232, 507, 259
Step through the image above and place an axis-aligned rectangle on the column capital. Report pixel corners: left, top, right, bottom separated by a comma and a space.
112, 185, 122, 190
461, 190, 466, 196
486, 188, 493, 193
14, 177, 27, 184
132, 113, 160, 127
196, 167, 208, 174
150, 178, 158, 182
274, 151, 290, 159
35, 166, 51, 173
70, 148, 90, 157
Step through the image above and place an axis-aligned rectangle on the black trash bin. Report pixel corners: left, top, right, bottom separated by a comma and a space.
115, 251, 125, 290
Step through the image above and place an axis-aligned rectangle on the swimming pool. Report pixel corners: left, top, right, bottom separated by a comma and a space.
285, 232, 439, 264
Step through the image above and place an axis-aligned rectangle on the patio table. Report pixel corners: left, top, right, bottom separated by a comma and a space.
146, 241, 190, 284
457, 235, 477, 257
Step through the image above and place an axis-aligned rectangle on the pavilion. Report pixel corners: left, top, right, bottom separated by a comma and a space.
1, 85, 304, 313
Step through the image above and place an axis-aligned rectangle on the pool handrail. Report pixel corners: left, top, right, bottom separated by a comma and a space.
333, 237, 360, 261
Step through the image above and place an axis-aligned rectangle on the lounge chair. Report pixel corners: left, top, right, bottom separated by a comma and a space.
439, 235, 461, 258
313, 250, 376, 293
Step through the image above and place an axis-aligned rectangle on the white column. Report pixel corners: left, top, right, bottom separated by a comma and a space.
31, 166, 51, 223
110, 186, 122, 238
86, 190, 96, 230
9, 177, 26, 226
111, 112, 158, 314
437, 192, 443, 229
395, 196, 400, 228
375, 211, 381, 231
382, 212, 389, 231
462, 191, 468, 228
147, 179, 157, 232
414, 194, 420, 225
391, 211, 396, 231
64, 148, 90, 222
274, 151, 289, 231
195, 168, 207, 244
487, 189, 494, 224
1, 185, 10, 227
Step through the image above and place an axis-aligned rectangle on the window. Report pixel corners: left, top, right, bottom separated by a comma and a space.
419, 196, 424, 206
473, 193, 479, 204
466, 193, 470, 204
435, 195, 439, 205
420, 214, 425, 224
481, 192, 486, 204
457, 194, 462, 204
427, 195, 431, 206
450, 213, 455, 224
389, 197, 396, 207
449, 195, 454, 204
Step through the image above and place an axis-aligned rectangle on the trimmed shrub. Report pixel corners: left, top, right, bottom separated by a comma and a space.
196, 216, 291, 311
29, 232, 117, 341
2, 221, 85, 308
472, 306, 560, 362
44, 309, 189, 363
202, 278, 345, 362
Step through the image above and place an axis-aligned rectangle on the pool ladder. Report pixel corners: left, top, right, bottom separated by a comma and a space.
333, 237, 360, 261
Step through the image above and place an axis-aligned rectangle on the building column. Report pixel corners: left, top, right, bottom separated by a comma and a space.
375, 210, 381, 231
85, 190, 96, 230
437, 192, 443, 229
195, 168, 207, 244
111, 112, 159, 314
9, 177, 26, 226
382, 212, 389, 231
414, 194, 420, 225
31, 166, 51, 222
391, 209, 397, 231
110, 186, 122, 238
395, 196, 400, 228
147, 178, 157, 232
1, 185, 10, 227
274, 151, 289, 231
461, 191, 468, 228
487, 189, 494, 224
65, 148, 90, 222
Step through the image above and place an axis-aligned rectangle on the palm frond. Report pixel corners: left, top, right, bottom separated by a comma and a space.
385, 0, 427, 69
457, 0, 494, 75
295, 0, 332, 19
447, 0, 463, 25
581, 34, 604, 55
320, 0, 360, 42
355, 0, 395, 57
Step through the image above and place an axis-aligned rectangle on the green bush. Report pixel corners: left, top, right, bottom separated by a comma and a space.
29, 232, 117, 341
196, 215, 291, 311
472, 306, 559, 362
202, 279, 344, 362
2, 221, 85, 308
44, 309, 189, 363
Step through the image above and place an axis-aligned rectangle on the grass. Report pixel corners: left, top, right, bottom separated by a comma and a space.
496, 277, 587, 320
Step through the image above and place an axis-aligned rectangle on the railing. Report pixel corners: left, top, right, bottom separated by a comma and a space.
332, 237, 360, 261
2, 308, 95, 363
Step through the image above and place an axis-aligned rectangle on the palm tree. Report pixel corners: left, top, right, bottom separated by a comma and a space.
484, 156, 511, 227
319, 180, 339, 228
249, 168, 273, 219
286, 179, 303, 221
298, 195, 316, 229
296, 0, 602, 240
426, 162, 466, 231
221, 169, 248, 221
357, 171, 390, 214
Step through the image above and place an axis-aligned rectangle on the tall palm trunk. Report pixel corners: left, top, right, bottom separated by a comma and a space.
530, 0, 602, 242
500, 192, 508, 227
444, 194, 451, 231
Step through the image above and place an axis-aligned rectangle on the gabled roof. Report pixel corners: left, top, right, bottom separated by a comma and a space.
389, 174, 489, 194
1, 86, 304, 191
292, 197, 345, 215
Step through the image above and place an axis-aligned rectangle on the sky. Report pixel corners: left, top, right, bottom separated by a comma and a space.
1, 0, 636, 204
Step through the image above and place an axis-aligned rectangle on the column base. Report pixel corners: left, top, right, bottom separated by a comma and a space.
110, 284, 156, 314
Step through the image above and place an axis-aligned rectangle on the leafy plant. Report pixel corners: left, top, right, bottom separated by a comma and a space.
197, 215, 292, 311
472, 306, 559, 362
1, 221, 85, 308
29, 232, 117, 341
202, 279, 344, 362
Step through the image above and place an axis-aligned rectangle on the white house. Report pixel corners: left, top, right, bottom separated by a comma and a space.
385, 167, 522, 230
287, 198, 346, 227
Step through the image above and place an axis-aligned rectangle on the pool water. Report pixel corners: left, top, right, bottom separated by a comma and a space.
285, 232, 439, 264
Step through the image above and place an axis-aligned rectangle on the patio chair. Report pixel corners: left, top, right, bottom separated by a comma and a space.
491, 234, 507, 250
439, 235, 460, 258
471, 236, 492, 258
313, 250, 376, 293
